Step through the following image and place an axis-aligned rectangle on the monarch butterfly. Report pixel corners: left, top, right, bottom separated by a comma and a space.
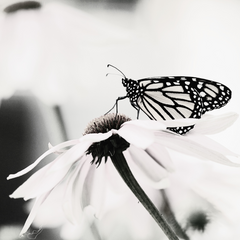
106, 64, 232, 134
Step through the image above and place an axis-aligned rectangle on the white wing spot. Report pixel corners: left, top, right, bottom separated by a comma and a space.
205, 88, 217, 98
162, 86, 183, 92
200, 92, 206, 97
146, 92, 175, 105
138, 98, 171, 120
206, 84, 219, 94
165, 92, 191, 101
146, 83, 164, 89
176, 107, 192, 118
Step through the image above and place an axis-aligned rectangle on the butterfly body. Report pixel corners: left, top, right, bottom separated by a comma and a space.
107, 65, 232, 134
122, 78, 144, 110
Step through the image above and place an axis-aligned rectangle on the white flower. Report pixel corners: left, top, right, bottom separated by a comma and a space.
162, 150, 240, 240
7, 112, 239, 239
59, 112, 239, 240
0, 1, 130, 104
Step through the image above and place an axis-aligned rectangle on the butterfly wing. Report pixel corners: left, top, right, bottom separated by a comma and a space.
136, 77, 203, 121
134, 76, 231, 134
183, 77, 232, 114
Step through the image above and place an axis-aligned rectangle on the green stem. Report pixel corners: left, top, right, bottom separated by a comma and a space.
111, 152, 179, 240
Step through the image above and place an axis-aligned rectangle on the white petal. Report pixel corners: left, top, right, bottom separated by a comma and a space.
163, 118, 199, 127
156, 132, 240, 167
71, 157, 93, 224
77, 206, 96, 237
48, 142, 66, 154
122, 118, 199, 129
124, 146, 170, 189
46, 141, 91, 172
31, 186, 66, 228
82, 161, 107, 219
7, 139, 81, 180
122, 120, 166, 130
62, 161, 83, 224
117, 124, 154, 149
9, 161, 54, 199
62, 156, 90, 224
62, 158, 88, 224
12, 162, 69, 200
60, 222, 83, 240
146, 143, 175, 172
104, 157, 130, 194
60, 207, 96, 240
20, 191, 51, 236
62, 206, 96, 240
187, 134, 239, 157
191, 112, 239, 135
80, 131, 112, 143
10, 142, 92, 200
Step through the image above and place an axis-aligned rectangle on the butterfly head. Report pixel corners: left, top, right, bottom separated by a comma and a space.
122, 77, 129, 87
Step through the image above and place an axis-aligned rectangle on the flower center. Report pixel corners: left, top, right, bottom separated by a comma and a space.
85, 114, 131, 166
186, 211, 209, 232
84, 113, 131, 134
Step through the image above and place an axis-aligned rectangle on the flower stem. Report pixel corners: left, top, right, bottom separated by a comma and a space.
111, 152, 179, 240
90, 221, 102, 240
54, 105, 68, 141
161, 190, 189, 240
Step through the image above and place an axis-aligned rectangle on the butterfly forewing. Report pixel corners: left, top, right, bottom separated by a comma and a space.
136, 77, 203, 121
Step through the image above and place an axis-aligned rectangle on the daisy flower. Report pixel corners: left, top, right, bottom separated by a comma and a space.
7, 112, 239, 240
0, 1, 130, 104
158, 139, 240, 240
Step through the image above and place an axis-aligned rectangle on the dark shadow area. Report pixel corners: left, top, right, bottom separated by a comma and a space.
0, 94, 59, 239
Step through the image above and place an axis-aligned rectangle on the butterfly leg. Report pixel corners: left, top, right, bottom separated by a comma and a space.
105, 96, 128, 115
130, 103, 140, 119
136, 109, 140, 119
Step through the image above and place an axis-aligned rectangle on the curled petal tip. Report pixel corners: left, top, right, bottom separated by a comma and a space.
48, 142, 53, 149
7, 174, 14, 180
8, 193, 21, 199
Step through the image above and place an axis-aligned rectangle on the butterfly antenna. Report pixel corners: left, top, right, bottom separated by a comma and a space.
106, 72, 124, 78
107, 64, 127, 79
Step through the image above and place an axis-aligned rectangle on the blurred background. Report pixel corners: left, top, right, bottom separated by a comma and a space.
0, 0, 240, 239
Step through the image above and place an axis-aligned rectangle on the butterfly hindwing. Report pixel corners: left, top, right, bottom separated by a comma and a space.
183, 77, 232, 114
